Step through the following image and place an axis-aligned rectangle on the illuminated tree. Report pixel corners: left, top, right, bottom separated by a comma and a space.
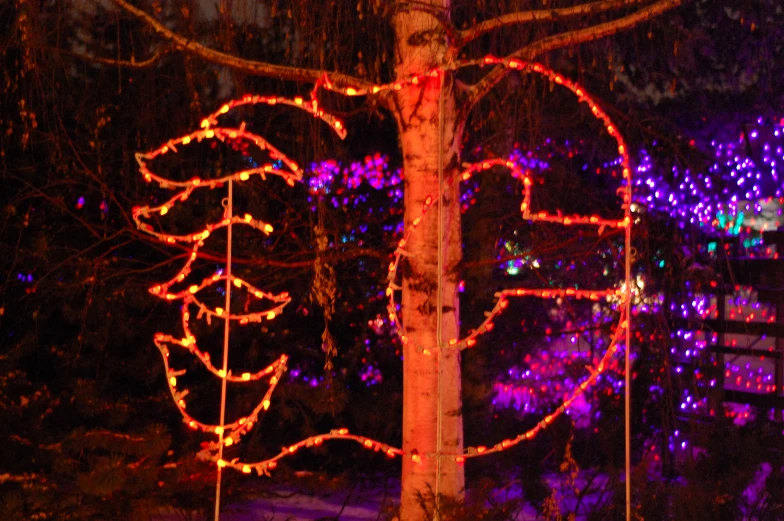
101, 1, 682, 518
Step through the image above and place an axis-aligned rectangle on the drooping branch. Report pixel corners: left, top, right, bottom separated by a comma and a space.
514, 0, 684, 59
461, 0, 684, 119
459, 0, 650, 46
105, 0, 372, 89
59, 47, 172, 68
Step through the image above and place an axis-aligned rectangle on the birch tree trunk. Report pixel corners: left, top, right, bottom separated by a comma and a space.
393, 3, 465, 519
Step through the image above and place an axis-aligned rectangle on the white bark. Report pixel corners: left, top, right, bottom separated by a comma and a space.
393, 3, 464, 519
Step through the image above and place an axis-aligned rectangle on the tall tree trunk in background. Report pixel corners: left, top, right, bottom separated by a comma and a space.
393, 3, 465, 519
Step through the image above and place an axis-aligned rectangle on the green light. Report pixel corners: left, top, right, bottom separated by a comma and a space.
731, 212, 744, 235
717, 212, 726, 229
707, 241, 717, 252
658, 260, 665, 268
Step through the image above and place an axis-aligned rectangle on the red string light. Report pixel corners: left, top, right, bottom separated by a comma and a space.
385, 61, 631, 357
379, 60, 632, 460
131, 94, 402, 476
136, 60, 632, 475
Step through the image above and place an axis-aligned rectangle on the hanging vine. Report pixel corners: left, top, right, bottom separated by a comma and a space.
311, 200, 338, 370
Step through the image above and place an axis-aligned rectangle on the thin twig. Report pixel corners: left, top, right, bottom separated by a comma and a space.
58, 47, 172, 68
106, 0, 372, 89
462, 0, 685, 119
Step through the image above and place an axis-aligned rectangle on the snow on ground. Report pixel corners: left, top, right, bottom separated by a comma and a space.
152, 460, 776, 520
228, 484, 396, 521
150, 471, 603, 521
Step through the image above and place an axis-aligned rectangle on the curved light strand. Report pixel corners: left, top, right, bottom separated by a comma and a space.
135, 60, 632, 476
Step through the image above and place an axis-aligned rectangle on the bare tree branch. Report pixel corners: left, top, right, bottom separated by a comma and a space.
59, 47, 172, 68
459, 0, 650, 46
461, 0, 684, 120
515, 0, 683, 59
105, 0, 372, 89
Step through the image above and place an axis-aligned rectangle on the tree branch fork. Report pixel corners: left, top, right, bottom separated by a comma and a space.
93, 0, 683, 108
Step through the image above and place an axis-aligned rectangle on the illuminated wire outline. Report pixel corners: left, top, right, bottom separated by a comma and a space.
134, 59, 632, 475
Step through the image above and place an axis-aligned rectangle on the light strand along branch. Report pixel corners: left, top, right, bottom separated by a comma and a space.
458, 0, 651, 46
461, 0, 684, 119
105, 0, 372, 90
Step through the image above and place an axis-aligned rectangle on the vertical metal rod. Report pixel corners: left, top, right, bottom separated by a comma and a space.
776, 302, 784, 420
214, 180, 233, 521
624, 185, 632, 521
434, 64, 446, 521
